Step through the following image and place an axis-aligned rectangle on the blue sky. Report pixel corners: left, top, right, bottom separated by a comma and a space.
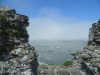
1, 0, 100, 40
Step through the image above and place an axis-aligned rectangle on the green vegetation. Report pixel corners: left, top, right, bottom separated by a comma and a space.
63, 60, 73, 66
48, 63, 54, 66
0, 14, 21, 34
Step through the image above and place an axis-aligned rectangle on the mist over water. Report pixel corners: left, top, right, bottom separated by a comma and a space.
30, 40, 87, 65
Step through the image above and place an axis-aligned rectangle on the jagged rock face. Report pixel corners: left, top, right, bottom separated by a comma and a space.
88, 19, 100, 46
0, 6, 38, 75
71, 19, 100, 75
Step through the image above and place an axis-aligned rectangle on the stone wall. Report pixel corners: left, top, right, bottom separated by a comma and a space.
0, 6, 38, 75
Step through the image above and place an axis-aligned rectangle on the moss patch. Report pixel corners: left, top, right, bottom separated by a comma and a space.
48, 63, 54, 66
63, 60, 73, 66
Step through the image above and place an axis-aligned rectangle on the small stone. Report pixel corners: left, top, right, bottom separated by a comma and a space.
27, 59, 33, 63
28, 53, 34, 58
23, 69, 32, 75
21, 55, 29, 62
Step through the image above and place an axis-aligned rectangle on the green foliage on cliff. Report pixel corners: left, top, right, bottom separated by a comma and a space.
0, 14, 21, 34
63, 60, 73, 66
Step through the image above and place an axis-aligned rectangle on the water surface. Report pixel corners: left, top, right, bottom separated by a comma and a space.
29, 40, 87, 65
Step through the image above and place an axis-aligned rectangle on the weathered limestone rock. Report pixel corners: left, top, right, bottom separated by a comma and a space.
0, 6, 10, 11
0, 6, 38, 75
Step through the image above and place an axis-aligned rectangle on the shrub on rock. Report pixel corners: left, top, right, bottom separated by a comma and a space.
63, 60, 73, 66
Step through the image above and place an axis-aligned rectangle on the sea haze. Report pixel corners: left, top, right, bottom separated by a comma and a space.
29, 40, 87, 65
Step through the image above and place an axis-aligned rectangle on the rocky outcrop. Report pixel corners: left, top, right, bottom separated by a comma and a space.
0, 6, 38, 75
71, 19, 100, 75
88, 19, 100, 46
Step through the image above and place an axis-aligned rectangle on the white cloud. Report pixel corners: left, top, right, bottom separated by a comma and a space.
27, 7, 95, 40
28, 18, 94, 40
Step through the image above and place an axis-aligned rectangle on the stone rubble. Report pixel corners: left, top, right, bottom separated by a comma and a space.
0, 6, 38, 75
